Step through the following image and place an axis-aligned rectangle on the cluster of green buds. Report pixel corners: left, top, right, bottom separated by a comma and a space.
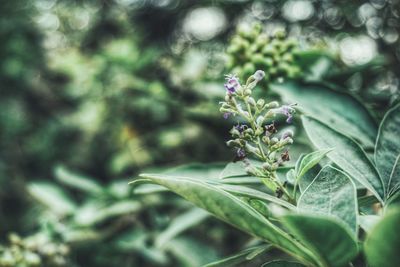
226, 23, 301, 83
0, 233, 69, 267
220, 70, 296, 202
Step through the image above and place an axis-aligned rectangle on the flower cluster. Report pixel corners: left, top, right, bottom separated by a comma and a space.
0, 233, 69, 267
220, 70, 296, 201
226, 23, 301, 83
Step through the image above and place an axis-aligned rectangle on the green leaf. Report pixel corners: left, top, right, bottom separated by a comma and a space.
364, 208, 400, 267
286, 169, 296, 184
298, 166, 358, 235
54, 165, 103, 195
219, 161, 248, 179
164, 237, 219, 267
375, 104, 400, 197
358, 195, 380, 208
302, 115, 384, 202
27, 182, 76, 216
388, 155, 400, 197
114, 229, 168, 265
296, 149, 332, 179
203, 244, 271, 267
219, 160, 263, 179
74, 200, 140, 226
138, 174, 318, 266
216, 184, 296, 210
155, 208, 209, 248
133, 184, 168, 194
271, 82, 377, 147
262, 260, 305, 267
298, 165, 320, 193
282, 214, 359, 267
165, 163, 225, 179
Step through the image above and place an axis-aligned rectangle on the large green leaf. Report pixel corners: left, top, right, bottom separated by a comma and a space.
271, 82, 377, 147
375, 104, 400, 197
302, 116, 384, 202
298, 166, 358, 235
364, 208, 400, 267
164, 163, 225, 179
216, 184, 296, 210
282, 214, 359, 267
138, 174, 318, 266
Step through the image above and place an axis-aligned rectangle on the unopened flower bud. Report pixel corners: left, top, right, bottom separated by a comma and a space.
247, 97, 256, 107
271, 163, 279, 171
226, 140, 240, 147
256, 115, 264, 126
266, 101, 279, 108
251, 54, 265, 65
270, 137, 279, 145
256, 99, 265, 108
255, 127, 264, 136
244, 128, 254, 135
242, 111, 250, 117
230, 128, 241, 137
262, 162, 272, 171
262, 136, 270, 144
253, 70, 265, 82
281, 137, 293, 146
245, 143, 258, 154
281, 130, 294, 140
245, 166, 257, 176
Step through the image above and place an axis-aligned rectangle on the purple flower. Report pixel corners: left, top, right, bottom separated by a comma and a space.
234, 124, 247, 133
224, 74, 240, 94
236, 148, 246, 158
223, 112, 231, 119
271, 104, 296, 124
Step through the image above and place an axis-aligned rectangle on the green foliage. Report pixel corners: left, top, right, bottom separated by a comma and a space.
203, 244, 271, 267
297, 166, 358, 234
281, 215, 359, 267
138, 173, 318, 266
364, 208, 400, 267
2, 1, 400, 266
375, 103, 400, 199
302, 115, 384, 202
295, 149, 332, 181
271, 82, 377, 147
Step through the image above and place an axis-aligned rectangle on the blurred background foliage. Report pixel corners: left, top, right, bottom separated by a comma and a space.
0, 0, 399, 266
